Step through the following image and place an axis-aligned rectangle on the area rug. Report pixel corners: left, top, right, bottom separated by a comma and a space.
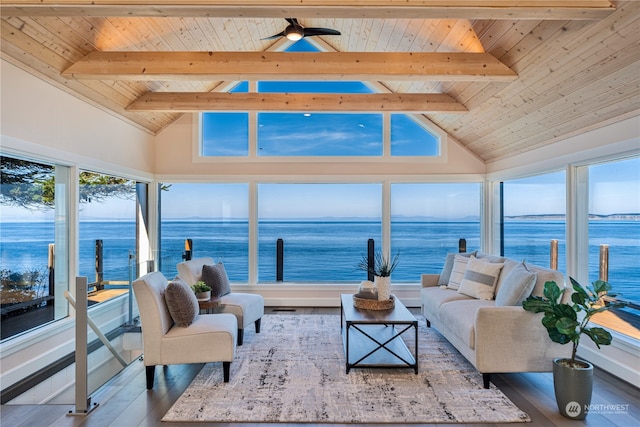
162, 314, 530, 423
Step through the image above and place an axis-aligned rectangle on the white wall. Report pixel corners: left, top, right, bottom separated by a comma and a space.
0, 60, 154, 178
485, 115, 640, 179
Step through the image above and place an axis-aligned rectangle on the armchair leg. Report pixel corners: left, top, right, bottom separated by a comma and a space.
223, 362, 231, 382
145, 366, 155, 389
483, 373, 491, 389
255, 318, 261, 333
237, 328, 244, 346
426, 319, 431, 328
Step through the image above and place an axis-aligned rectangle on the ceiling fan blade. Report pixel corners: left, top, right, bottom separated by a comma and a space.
302, 28, 342, 37
263, 18, 340, 40
261, 31, 285, 40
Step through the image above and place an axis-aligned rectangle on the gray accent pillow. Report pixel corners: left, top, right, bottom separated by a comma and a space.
495, 261, 537, 306
438, 251, 477, 287
165, 276, 199, 327
202, 263, 231, 297
457, 256, 504, 300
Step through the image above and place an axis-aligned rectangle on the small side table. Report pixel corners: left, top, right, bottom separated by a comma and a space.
198, 296, 221, 314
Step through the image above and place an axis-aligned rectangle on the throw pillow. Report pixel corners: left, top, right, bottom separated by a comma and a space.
165, 276, 199, 327
457, 256, 504, 300
438, 251, 477, 287
476, 253, 506, 263
447, 254, 473, 290
202, 263, 231, 297
495, 260, 537, 306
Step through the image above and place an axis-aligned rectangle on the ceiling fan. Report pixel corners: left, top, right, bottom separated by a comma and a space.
263, 18, 341, 41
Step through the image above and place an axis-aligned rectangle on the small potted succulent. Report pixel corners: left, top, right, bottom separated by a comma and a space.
522, 277, 623, 420
191, 280, 212, 301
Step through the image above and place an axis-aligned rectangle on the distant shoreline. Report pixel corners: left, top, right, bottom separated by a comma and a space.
504, 214, 640, 221
2, 214, 639, 222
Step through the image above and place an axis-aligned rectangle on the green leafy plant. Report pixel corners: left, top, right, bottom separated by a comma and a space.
357, 251, 400, 277
191, 281, 211, 293
522, 277, 623, 368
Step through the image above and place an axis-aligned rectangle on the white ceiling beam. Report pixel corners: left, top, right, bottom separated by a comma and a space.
0, 1, 615, 19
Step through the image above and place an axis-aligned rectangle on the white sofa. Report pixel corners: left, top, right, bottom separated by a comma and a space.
421, 252, 572, 388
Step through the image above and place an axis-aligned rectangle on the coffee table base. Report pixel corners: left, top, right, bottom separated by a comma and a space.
343, 323, 418, 374
340, 294, 418, 374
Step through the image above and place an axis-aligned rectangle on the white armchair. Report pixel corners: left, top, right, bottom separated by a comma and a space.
133, 271, 237, 389
177, 257, 264, 346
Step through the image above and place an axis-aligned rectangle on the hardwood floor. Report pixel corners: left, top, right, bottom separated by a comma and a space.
2, 307, 638, 427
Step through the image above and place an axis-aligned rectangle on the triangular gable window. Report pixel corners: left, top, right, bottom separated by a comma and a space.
201, 39, 441, 157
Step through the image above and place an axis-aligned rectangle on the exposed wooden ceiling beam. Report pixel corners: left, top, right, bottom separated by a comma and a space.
0, 1, 615, 19
126, 92, 468, 113
63, 51, 517, 82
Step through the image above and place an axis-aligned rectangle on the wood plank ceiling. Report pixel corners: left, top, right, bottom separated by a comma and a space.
1, 1, 638, 162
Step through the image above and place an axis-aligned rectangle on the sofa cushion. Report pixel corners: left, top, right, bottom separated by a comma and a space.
527, 263, 565, 298
438, 299, 495, 349
495, 261, 537, 306
447, 254, 473, 290
457, 256, 504, 300
494, 258, 519, 295
476, 253, 506, 263
421, 287, 473, 320
438, 251, 476, 287
202, 263, 231, 297
165, 276, 200, 327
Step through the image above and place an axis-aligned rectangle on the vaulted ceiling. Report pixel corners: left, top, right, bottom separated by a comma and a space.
1, 1, 638, 162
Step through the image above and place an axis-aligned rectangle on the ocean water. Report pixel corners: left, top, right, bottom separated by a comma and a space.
1, 220, 638, 303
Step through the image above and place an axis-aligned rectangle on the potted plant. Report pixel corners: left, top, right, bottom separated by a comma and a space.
191, 280, 212, 301
522, 277, 623, 420
357, 251, 399, 301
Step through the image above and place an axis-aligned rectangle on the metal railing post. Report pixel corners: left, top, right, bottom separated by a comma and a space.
48, 243, 55, 297
182, 238, 193, 261
276, 239, 284, 282
66, 277, 98, 416
367, 239, 375, 282
95, 240, 103, 290
458, 238, 467, 253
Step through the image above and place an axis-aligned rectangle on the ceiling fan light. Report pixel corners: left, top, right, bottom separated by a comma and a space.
284, 26, 303, 41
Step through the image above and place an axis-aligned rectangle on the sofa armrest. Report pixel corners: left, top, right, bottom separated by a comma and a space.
473, 305, 572, 373
421, 274, 439, 288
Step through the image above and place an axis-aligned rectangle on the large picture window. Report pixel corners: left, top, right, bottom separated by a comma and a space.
588, 157, 639, 307
257, 183, 382, 282
257, 113, 383, 156
502, 171, 566, 271
78, 171, 137, 295
391, 183, 481, 279
0, 155, 69, 340
159, 183, 249, 281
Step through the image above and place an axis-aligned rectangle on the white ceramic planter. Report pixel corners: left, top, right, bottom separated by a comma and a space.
374, 276, 391, 301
